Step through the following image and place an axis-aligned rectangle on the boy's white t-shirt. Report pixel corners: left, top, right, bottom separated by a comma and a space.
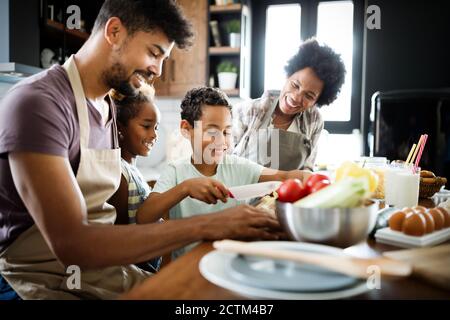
152, 154, 264, 219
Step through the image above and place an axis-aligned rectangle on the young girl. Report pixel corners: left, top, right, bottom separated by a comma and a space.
109, 90, 163, 272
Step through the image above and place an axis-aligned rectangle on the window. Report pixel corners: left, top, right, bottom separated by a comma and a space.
258, 0, 363, 164
260, 0, 363, 133
264, 4, 301, 91
317, 1, 353, 122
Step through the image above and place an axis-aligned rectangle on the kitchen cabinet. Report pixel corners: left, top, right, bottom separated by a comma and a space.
1, 0, 103, 70
154, 0, 208, 97
39, 0, 103, 67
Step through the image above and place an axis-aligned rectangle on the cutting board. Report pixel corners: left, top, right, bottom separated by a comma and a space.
383, 244, 450, 291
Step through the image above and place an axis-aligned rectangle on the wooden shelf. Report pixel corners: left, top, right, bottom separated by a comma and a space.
209, 46, 240, 55
44, 19, 89, 46
210, 4, 242, 13
223, 88, 239, 97
208, 3, 242, 99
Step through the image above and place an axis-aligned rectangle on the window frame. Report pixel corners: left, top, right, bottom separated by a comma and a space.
251, 0, 364, 134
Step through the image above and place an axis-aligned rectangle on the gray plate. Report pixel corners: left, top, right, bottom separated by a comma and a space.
226, 244, 359, 292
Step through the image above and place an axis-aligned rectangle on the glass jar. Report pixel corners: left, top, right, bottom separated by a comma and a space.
360, 157, 388, 200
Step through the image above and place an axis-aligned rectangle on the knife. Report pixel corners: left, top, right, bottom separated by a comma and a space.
228, 181, 282, 200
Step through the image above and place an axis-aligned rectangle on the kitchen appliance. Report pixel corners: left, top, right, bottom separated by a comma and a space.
372, 89, 450, 182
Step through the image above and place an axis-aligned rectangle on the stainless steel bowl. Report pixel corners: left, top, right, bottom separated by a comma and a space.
276, 201, 379, 248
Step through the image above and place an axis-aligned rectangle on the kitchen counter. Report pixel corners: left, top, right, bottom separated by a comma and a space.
120, 240, 450, 300
120, 198, 450, 300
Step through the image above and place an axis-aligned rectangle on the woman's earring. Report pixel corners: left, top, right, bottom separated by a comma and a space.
119, 131, 124, 141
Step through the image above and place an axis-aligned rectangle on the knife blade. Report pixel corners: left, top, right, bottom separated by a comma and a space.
228, 181, 281, 200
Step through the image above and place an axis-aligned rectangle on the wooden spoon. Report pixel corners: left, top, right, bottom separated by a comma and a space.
213, 240, 412, 279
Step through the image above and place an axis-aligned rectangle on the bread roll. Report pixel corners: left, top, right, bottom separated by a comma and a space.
420, 177, 436, 184
420, 170, 436, 178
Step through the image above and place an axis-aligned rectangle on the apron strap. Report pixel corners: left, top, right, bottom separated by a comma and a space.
63, 55, 90, 149
261, 96, 279, 128
106, 94, 120, 149
240, 97, 279, 154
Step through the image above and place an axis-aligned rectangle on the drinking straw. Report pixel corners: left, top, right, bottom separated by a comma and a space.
414, 134, 428, 168
410, 135, 424, 164
405, 143, 416, 163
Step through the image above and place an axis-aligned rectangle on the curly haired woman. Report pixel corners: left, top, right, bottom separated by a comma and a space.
233, 38, 346, 171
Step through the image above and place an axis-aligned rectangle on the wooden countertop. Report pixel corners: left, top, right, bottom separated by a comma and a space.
120, 199, 450, 300
120, 239, 450, 300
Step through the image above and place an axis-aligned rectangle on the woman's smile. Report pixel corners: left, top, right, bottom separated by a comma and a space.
285, 95, 301, 110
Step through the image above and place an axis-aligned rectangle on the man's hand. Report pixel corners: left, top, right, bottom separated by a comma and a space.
200, 204, 283, 241
182, 177, 229, 204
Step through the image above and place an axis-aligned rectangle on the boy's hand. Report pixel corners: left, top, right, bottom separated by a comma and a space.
182, 178, 229, 204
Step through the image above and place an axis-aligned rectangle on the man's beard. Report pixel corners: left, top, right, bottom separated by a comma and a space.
101, 62, 138, 97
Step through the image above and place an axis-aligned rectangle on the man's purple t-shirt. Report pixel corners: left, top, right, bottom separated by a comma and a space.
0, 65, 116, 252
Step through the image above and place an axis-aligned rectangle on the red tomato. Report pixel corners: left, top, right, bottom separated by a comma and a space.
305, 174, 330, 191
276, 179, 309, 203
310, 179, 331, 193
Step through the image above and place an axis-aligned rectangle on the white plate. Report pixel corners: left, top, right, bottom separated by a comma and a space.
375, 227, 450, 248
199, 241, 370, 300
226, 243, 359, 292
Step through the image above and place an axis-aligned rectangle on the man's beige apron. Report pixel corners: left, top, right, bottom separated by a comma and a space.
0, 55, 150, 299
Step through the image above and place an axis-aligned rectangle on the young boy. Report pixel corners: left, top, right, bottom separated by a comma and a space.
141, 87, 309, 234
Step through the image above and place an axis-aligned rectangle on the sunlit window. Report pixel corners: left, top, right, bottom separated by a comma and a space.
317, 1, 354, 121
264, 4, 301, 91
262, 1, 360, 164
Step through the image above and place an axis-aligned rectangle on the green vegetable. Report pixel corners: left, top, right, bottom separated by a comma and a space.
294, 178, 369, 208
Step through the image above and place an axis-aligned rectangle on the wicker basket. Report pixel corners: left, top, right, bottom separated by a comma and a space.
419, 177, 447, 198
